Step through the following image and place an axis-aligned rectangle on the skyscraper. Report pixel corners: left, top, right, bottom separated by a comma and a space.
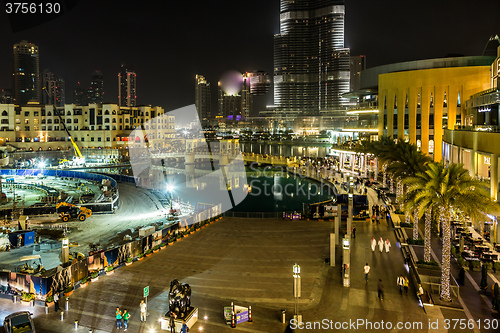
12, 40, 40, 104
195, 75, 211, 127
89, 70, 104, 103
118, 65, 136, 107
42, 70, 65, 106
218, 82, 242, 121
350, 55, 366, 92
241, 73, 252, 119
273, 0, 350, 115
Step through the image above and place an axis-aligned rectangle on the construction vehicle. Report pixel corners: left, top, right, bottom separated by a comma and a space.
43, 88, 85, 167
56, 201, 92, 222
18, 255, 45, 275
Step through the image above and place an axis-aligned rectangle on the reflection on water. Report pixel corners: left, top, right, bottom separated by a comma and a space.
88, 165, 334, 213
240, 142, 330, 158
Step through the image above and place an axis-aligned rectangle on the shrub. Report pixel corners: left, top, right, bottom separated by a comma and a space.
90, 271, 99, 279
145, 249, 152, 255
494, 261, 500, 272
138, 253, 144, 258
189, 227, 194, 232
470, 260, 481, 268
484, 262, 493, 271
80, 277, 88, 284
45, 295, 54, 303
457, 257, 467, 268
407, 238, 424, 245
417, 260, 439, 266
126, 257, 133, 263
64, 285, 74, 293
183, 230, 189, 236
22, 292, 35, 302
176, 233, 182, 239
153, 245, 160, 251
105, 266, 113, 272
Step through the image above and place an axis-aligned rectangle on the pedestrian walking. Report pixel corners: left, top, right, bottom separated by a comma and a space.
181, 320, 189, 333
140, 300, 147, 322
385, 239, 391, 253
363, 263, 371, 283
53, 292, 60, 312
372, 206, 376, 215
169, 312, 177, 333
403, 276, 409, 295
116, 307, 122, 329
371, 238, 376, 252
378, 237, 384, 252
376, 214, 380, 224
397, 275, 404, 295
377, 279, 384, 300
352, 226, 356, 238
123, 309, 130, 331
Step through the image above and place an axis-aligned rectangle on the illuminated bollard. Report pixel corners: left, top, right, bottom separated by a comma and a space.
74, 320, 78, 329
45, 305, 48, 314
60, 311, 64, 321
65, 298, 69, 311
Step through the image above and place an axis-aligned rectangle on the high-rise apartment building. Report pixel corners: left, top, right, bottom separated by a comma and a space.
118, 65, 136, 107
13, 40, 40, 104
195, 75, 211, 127
89, 71, 104, 103
274, 0, 350, 115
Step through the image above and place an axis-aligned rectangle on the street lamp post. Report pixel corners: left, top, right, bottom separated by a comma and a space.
293, 263, 302, 323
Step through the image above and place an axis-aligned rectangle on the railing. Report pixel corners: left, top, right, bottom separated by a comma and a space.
454, 125, 500, 133
223, 211, 285, 219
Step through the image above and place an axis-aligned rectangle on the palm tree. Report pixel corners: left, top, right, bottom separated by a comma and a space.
404, 162, 495, 301
386, 141, 431, 239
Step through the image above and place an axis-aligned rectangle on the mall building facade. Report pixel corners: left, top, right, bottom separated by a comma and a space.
443, 45, 500, 201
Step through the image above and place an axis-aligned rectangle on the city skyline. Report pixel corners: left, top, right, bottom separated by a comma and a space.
0, 0, 499, 113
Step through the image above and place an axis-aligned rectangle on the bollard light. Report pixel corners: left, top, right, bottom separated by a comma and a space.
60, 311, 64, 321
74, 320, 78, 329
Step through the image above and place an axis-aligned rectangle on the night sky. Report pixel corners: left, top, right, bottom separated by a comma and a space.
0, 0, 499, 114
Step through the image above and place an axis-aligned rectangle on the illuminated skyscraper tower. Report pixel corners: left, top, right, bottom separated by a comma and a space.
274, 0, 350, 115
13, 40, 40, 104
118, 65, 136, 107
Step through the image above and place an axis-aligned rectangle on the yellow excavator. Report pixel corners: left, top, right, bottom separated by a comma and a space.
56, 202, 92, 222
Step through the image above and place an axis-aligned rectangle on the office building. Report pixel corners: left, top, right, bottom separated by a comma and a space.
273, 0, 350, 116
89, 71, 104, 103
13, 40, 40, 105
118, 65, 137, 107
42, 70, 65, 106
195, 75, 211, 127
247, 71, 270, 95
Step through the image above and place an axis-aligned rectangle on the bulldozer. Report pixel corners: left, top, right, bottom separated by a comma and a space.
56, 202, 92, 222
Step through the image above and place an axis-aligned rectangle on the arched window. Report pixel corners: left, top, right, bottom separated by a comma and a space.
1, 111, 7, 116
104, 118, 110, 123
112, 110, 117, 115
67, 111, 72, 116
112, 118, 116, 123
105, 110, 110, 115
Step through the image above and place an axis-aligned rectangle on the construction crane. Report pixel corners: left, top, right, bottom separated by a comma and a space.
42, 88, 85, 167
56, 201, 92, 222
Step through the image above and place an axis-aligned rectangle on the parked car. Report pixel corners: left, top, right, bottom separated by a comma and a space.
3, 311, 35, 333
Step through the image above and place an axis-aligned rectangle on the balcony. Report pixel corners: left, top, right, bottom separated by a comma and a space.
454, 125, 500, 133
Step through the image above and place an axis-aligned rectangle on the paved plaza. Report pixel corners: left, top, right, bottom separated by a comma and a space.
0, 214, 451, 333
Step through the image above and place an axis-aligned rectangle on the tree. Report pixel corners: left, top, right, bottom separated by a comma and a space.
404, 162, 495, 301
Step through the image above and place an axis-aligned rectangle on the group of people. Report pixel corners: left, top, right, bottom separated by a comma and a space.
112, 299, 189, 332
371, 237, 391, 253
363, 264, 410, 299
371, 205, 390, 224
115, 307, 131, 330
